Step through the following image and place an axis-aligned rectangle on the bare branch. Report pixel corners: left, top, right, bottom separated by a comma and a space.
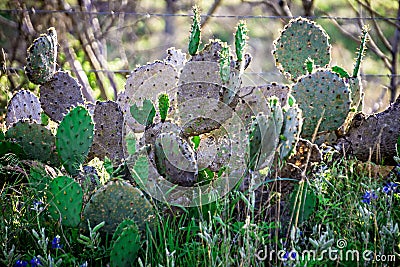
360, 0, 392, 51
201, 0, 223, 26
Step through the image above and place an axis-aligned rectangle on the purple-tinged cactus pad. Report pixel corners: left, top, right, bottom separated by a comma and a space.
6, 90, 42, 127
89, 101, 124, 165
39, 71, 85, 122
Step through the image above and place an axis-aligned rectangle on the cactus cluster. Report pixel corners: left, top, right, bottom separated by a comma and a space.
1, 16, 371, 256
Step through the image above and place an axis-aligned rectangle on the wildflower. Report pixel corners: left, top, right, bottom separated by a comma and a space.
51, 235, 63, 249
383, 182, 399, 194
14, 260, 28, 267
283, 251, 297, 260
362, 190, 378, 204
31, 200, 44, 212
30, 256, 42, 267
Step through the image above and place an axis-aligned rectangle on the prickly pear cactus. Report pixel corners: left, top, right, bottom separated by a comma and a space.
248, 112, 280, 171
154, 132, 198, 186
25, 27, 57, 85
6, 90, 42, 127
237, 83, 290, 127
289, 181, 317, 225
89, 101, 124, 164
117, 61, 178, 132
291, 69, 351, 139
56, 106, 94, 176
40, 71, 85, 122
158, 93, 170, 123
110, 223, 141, 267
197, 128, 231, 172
47, 175, 83, 228
234, 20, 248, 63
164, 47, 187, 73
279, 104, 303, 160
130, 99, 156, 127
188, 5, 201, 56
82, 180, 156, 234
273, 17, 331, 81
6, 121, 57, 165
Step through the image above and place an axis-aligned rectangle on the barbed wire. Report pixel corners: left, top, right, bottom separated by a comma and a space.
0, 9, 399, 22
4, 67, 399, 78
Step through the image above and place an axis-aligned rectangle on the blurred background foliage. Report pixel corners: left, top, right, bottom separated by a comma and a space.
0, 0, 399, 123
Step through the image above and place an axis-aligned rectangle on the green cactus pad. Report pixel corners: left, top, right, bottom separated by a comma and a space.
235, 20, 249, 62
0, 140, 25, 158
279, 105, 303, 160
39, 71, 85, 122
82, 180, 156, 234
112, 219, 137, 242
56, 106, 94, 176
117, 61, 178, 132
248, 112, 279, 170
273, 17, 331, 81
6, 121, 57, 165
219, 44, 231, 83
158, 94, 170, 122
110, 223, 141, 267
6, 90, 42, 127
130, 99, 156, 127
154, 132, 198, 186
89, 101, 124, 164
165, 47, 187, 73
47, 175, 83, 228
291, 69, 351, 138
289, 181, 317, 225
25, 27, 57, 84
188, 6, 201, 56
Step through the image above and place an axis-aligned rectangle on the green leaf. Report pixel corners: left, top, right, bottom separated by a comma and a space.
219, 44, 230, 83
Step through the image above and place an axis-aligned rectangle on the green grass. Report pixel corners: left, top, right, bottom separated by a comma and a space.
0, 153, 399, 267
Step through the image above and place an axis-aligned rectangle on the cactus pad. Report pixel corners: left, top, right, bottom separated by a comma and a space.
165, 47, 187, 73
188, 6, 201, 56
47, 175, 83, 228
273, 17, 331, 81
110, 223, 141, 267
154, 132, 198, 186
117, 61, 178, 132
40, 71, 85, 122
279, 105, 303, 160
6, 90, 42, 127
6, 121, 56, 165
82, 180, 156, 234
130, 99, 156, 127
197, 128, 232, 172
248, 112, 279, 170
56, 106, 94, 176
291, 69, 351, 138
89, 101, 124, 164
25, 27, 57, 84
